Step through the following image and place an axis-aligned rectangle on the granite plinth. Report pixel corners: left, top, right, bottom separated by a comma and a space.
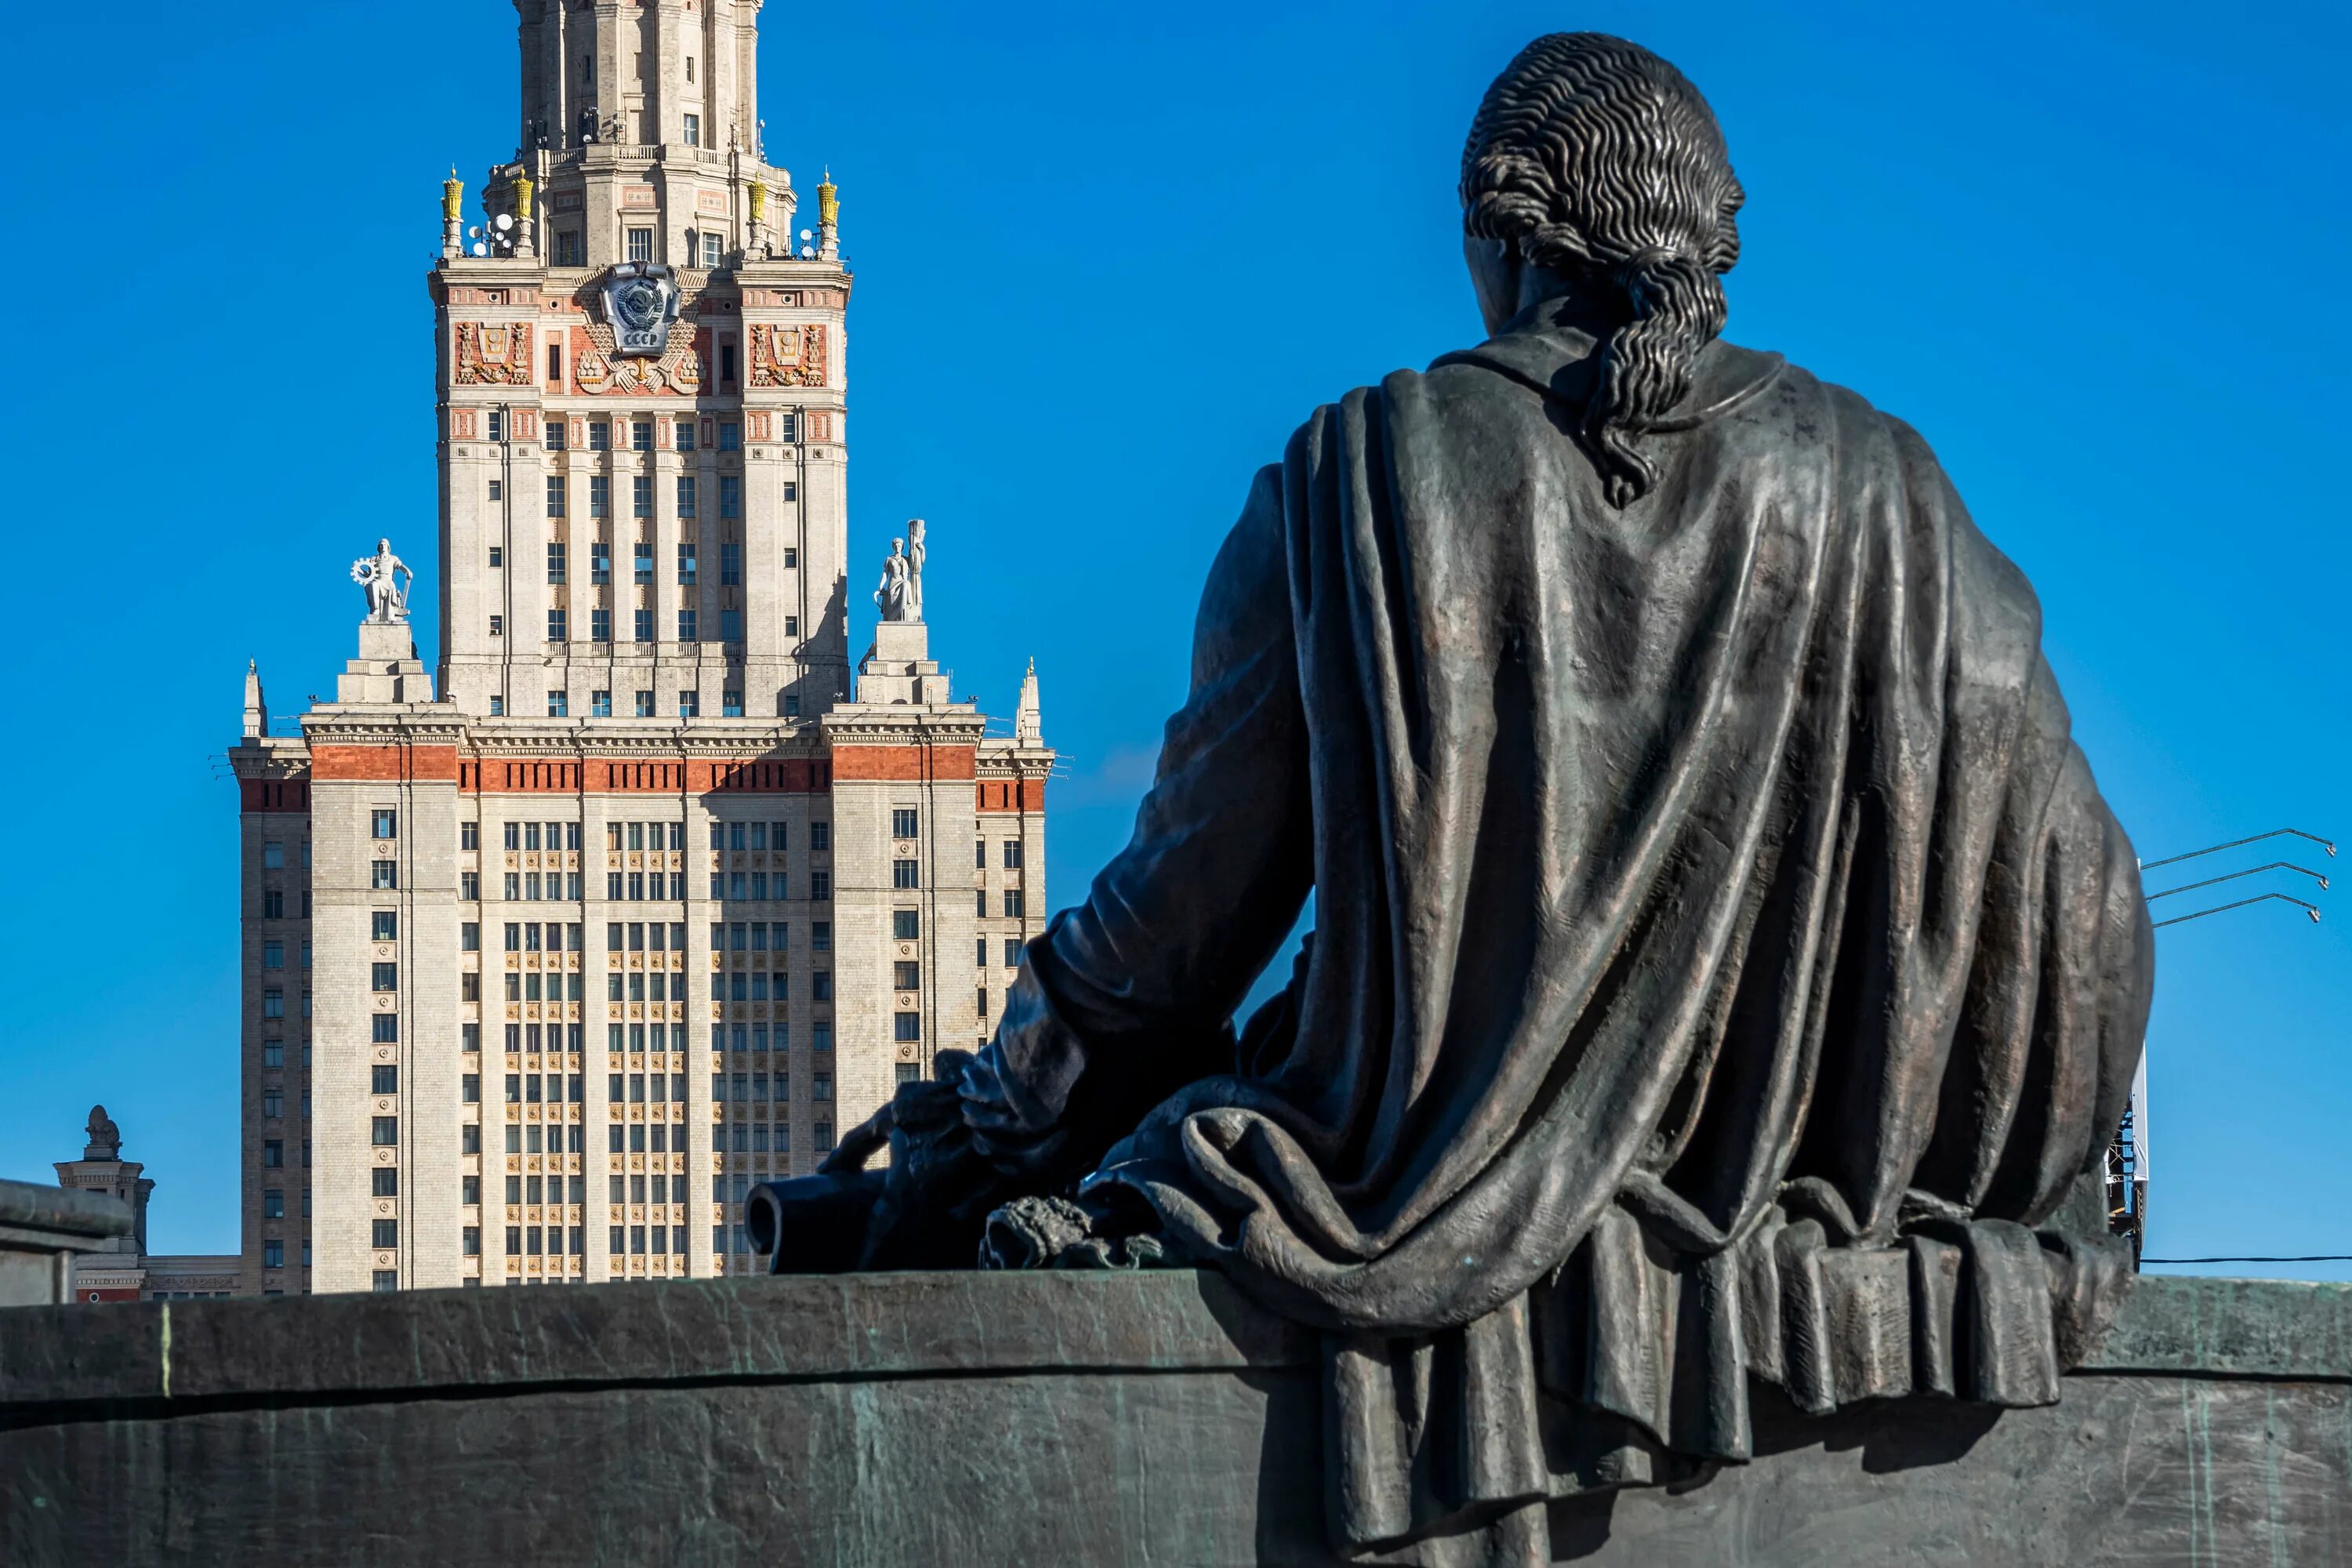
1, 1271, 2347, 1565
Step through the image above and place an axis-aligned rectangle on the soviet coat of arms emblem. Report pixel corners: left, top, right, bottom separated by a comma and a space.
600, 261, 680, 357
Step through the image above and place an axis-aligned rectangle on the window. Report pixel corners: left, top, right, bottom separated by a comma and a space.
892, 860, 919, 890
488, 479, 503, 502
487, 409, 506, 444
632, 419, 653, 454
626, 227, 654, 262
546, 475, 566, 517
263, 1040, 285, 1067
263, 1091, 284, 1118
634, 689, 655, 717
492, 544, 509, 566
813, 1073, 833, 1101
372, 909, 400, 941
677, 689, 700, 717
547, 542, 567, 585
547, 609, 568, 643
554, 230, 583, 267
810, 870, 830, 900
1004, 938, 1022, 968
373, 1219, 399, 1249
723, 689, 744, 717
677, 476, 697, 520
633, 539, 654, 585
978, 988, 989, 1018
677, 609, 699, 642
489, 695, 504, 715
634, 608, 654, 643
590, 689, 612, 718
895, 1012, 922, 1042
720, 543, 742, 586
892, 809, 920, 840
263, 840, 285, 869
702, 231, 722, 268
783, 695, 801, 718
977, 840, 989, 869
719, 421, 740, 451
372, 809, 397, 839
977, 890, 989, 916
1004, 891, 1025, 919
590, 608, 612, 643
372, 962, 398, 992
488, 615, 504, 638
811, 971, 832, 1002
677, 542, 697, 583
546, 344, 564, 387
810, 822, 831, 851
894, 961, 920, 989
263, 1189, 285, 1220
589, 420, 611, 452
633, 475, 652, 518
462, 870, 481, 899
590, 540, 611, 584
263, 1240, 284, 1269
372, 860, 398, 890
682, 111, 701, 147
784, 547, 799, 569
372, 1116, 398, 1145
263, 939, 284, 969
720, 475, 742, 517
263, 988, 285, 1019
372, 1014, 398, 1043
1004, 840, 1024, 869
263, 1139, 284, 1168
676, 420, 695, 452
590, 475, 610, 517
463, 1225, 481, 1256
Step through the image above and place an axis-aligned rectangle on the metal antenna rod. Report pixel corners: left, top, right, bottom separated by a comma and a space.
2151, 892, 2322, 930
2140, 829, 2336, 873
2146, 862, 2332, 902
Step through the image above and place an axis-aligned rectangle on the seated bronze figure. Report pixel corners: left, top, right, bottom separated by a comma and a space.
751, 31, 2152, 1563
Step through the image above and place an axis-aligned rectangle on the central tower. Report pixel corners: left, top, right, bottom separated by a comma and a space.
223, 0, 1053, 1299
439, 0, 847, 724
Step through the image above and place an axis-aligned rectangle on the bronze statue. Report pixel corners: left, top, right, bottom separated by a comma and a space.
752, 31, 2152, 1563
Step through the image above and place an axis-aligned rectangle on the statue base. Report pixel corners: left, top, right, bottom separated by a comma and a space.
336, 620, 431, 704
2, 1271, 2347, 1564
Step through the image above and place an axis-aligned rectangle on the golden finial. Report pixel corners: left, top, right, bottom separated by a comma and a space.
748, 178, 768, 224
816, 166, 838, 228
442, 167, 463, 221
514, 171, 535, 221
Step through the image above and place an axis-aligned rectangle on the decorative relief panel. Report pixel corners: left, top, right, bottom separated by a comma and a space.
455, 321, 535, 386
570, 323, 704, 397
749, 323, 828, 387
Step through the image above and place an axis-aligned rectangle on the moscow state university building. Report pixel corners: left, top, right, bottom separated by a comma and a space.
227, 0, 1051, 1294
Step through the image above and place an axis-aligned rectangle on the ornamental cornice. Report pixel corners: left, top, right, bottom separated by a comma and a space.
976, 747, 1057, 774
822, 724, 987, 749
303, 719, 471, 746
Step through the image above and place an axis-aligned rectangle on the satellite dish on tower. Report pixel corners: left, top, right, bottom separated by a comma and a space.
495, 213, 514, 232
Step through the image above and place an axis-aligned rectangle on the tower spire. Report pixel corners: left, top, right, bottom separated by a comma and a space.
1014, 658, 1042, 744
242, 659, 268, 739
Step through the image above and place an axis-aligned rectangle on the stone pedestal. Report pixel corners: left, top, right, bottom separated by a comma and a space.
2, 1271, 2349, 1565
855, 618, 951, 706
335, 621, 431, 704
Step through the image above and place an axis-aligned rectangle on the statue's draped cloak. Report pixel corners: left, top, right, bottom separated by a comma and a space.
984, 305, 2153, 1563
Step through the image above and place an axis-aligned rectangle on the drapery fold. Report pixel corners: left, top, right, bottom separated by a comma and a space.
977, 298, 2153, 1562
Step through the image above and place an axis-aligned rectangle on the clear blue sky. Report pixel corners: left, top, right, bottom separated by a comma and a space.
2, 2, 2345, 1274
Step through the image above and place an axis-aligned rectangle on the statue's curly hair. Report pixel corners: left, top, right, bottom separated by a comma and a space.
1461, 34, 1744, 506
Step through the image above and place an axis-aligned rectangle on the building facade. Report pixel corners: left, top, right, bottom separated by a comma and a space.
54, 1108, 240, 1303
226, 0, 1050, 1296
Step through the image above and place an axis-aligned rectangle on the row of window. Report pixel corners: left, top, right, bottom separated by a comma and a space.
539, 415, 794, 456
543, 474, 752, 521
493, 539, 788, 591
501, 610, 757, 646
486, 918, 834, 957
485, 691, 809, 718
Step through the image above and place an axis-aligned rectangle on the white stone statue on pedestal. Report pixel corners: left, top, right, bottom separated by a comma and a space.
352, 538, 415, 624
874, 538, 911, 622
